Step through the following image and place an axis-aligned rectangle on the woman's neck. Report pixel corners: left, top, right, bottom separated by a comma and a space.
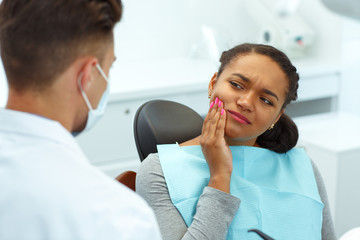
225, 136, 257, 147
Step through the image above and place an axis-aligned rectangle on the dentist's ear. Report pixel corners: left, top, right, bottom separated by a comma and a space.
77, 72, 84, 90
77, 58, 98, 93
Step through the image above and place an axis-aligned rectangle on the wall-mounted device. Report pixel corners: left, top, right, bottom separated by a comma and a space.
246, 0, 315, 59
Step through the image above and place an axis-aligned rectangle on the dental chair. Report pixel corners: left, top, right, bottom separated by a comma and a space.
133, 99, 204, 161
115, 170, 137, 191
115, 99, 204, 191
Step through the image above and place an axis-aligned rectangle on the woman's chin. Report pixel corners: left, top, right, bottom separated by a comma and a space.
224, 127, 245, 140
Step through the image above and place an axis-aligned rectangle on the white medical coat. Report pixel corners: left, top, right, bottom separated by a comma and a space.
0, 108, 162, 240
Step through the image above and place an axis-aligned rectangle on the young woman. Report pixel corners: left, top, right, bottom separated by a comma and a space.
136, 43, 336, 240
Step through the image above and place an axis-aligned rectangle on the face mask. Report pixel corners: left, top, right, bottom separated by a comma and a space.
72, 64, 109, 137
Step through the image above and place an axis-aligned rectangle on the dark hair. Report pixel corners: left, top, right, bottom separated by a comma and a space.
218, 43, 299, 153
0, 0, 122, 91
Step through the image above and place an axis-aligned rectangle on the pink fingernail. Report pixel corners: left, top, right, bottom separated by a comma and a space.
221, 109, 225, 115
215, 97, 219, 104
210, 101, 214, 108
218, 101, 222, 107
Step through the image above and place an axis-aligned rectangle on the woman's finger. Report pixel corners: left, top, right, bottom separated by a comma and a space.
201, 102, 213, 137
201, 97, 219, 136
216, 105, 226, 140
207, 100, 223, 139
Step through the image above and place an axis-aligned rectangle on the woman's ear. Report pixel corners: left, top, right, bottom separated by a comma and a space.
208, 72, 218, 96
274, 109, 285, 125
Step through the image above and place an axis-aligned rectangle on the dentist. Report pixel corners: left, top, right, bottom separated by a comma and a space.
0, 0, 161, 239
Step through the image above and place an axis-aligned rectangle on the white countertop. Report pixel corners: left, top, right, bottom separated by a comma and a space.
294, 112, 360, 152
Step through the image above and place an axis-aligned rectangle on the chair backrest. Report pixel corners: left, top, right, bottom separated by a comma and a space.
133, 100, 204, 161
115, 170, 137, 191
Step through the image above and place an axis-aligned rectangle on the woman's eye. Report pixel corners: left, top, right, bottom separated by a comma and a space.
261, 97, 273, 106
230, 81, 242, 89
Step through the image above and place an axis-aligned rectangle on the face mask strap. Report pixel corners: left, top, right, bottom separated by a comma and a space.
77, 72, 94, 111
78, 64, 109, 112
96, 63, 109, 83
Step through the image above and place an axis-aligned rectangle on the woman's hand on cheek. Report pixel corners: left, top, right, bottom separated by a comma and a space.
200, 97, 233, 193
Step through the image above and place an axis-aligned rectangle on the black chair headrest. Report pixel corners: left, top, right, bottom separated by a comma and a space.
133, 100, 204, 161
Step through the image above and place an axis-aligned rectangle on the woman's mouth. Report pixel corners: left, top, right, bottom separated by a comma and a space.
227, 110, 251, 124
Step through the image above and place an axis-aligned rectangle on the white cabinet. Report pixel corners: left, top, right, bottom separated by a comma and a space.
294, 112, 360, 238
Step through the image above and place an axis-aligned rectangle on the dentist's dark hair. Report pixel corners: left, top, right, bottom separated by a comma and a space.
0, 0, 122, 92
218, 43, 299, 153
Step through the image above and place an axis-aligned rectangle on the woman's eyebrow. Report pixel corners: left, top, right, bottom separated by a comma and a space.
263, 89, 279, 101
231, 73, 279, 101
232, 73, 250, 83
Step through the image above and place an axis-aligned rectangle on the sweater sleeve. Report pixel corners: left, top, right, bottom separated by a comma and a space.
311, 160, 337, 240
136, 153, 241, 240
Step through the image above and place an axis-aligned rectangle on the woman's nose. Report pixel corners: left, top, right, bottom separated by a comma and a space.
237, 93, 254, 112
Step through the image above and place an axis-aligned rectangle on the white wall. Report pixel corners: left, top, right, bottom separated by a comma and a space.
114, 0, 342, 62
339, 18, 360, 116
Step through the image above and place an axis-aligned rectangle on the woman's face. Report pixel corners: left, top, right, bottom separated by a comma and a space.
209, 53, 288, 146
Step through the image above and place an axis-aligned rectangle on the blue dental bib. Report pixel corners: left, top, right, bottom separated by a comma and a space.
158, 144, 323, 240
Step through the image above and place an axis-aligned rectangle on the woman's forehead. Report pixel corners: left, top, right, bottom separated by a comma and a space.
221, 54, 286, 80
